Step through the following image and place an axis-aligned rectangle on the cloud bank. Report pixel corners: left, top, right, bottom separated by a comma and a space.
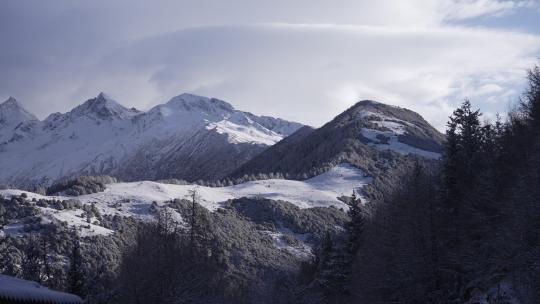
1, 0, 539, 129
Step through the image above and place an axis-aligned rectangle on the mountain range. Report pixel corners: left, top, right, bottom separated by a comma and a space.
0, 93, 302, 188
0, 93, 443, 189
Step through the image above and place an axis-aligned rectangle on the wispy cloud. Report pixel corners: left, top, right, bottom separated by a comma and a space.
77, 24, 540, 130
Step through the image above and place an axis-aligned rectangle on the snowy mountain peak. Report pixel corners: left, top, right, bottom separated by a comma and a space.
232, 99, 444, 179
0, 97, 38, 143
0, 92, 304, 187
333, 99, 425, 127
2, 96, 18, 106
336, 99, 444, 159
350, 99, 402, 114
354, 99, 381, 106
0, 97, 37, 125
1, 96, 31, 113
164, 93, 235, 114
147, 93, 301, 145
70, 93, 137, 120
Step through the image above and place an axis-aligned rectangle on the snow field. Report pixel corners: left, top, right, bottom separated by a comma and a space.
0, 163, 371, 237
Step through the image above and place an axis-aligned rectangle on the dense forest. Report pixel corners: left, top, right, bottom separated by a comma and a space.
1, 64, 540, 303
345, 65, 540, 303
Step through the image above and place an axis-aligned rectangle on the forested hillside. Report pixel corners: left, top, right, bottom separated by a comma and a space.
337, 65, 540, 303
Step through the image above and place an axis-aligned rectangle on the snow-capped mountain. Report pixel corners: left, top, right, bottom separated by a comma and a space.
0, 93, 303, 188
0, 97, 38, 143
231, 100, 444, 179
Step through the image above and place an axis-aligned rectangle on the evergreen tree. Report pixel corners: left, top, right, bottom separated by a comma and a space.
68, 232, 84, 296
443, 108, 461, 204
184, 188, 213, 257
443, 99, 483, 204
21, 235, 42, 283
306, 190, 366, 303
521, 64, 540, 129
187, 188, 200, 250
345, 191, 364, 255
313, 232, 341, 300
39, 233, 52, 285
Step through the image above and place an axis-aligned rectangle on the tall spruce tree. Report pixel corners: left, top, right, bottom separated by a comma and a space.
444, 100, 483, 202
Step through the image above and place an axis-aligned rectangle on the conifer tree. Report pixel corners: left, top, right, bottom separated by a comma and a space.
443, 100, 483, 204
522, 65, 540, 129
345, 191, 364, 255
68, 232, 84, 296
21, 235, 42, 283
39, 233, 52, 285
187, 188, 201, 251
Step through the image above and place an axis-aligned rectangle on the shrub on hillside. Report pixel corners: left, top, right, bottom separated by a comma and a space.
46, 175, 117, 196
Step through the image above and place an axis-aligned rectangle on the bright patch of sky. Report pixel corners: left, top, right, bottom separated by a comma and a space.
452, 2, 540, 34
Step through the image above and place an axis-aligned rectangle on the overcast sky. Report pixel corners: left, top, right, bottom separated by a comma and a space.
1, 0, 539, 130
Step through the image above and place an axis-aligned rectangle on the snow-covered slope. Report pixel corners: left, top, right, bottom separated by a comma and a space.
0, 163, 369, 236
357, 109, 442, 159
0, 93, 303, 187
354, 101, 444, 158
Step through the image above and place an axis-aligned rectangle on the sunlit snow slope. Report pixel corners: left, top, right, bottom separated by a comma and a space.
0, 163, 370, 236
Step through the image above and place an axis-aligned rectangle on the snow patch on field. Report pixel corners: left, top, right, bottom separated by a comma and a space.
50, 208, 113, 237
0, 163, 370, 236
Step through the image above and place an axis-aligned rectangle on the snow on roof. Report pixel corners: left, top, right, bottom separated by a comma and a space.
0, 274, 82, 303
